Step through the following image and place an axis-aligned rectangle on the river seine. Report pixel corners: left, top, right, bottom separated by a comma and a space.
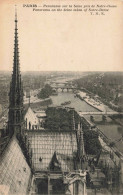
50, 91, 123, 153
51, 92, 98, 112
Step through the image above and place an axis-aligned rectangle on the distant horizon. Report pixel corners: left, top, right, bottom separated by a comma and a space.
0, 70, 123, 73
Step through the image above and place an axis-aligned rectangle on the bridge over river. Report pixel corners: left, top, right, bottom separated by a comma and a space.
52, 86, 77, 92
50, 82, 80, 92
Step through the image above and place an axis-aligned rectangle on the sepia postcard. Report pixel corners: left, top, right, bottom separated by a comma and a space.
0, 0, 123, 195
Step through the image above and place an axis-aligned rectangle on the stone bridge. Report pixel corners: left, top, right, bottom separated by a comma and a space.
51, 82, 78, 92
52, 86, 77, 92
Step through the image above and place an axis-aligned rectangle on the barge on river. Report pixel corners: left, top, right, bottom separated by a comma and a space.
61, 101, 71, 106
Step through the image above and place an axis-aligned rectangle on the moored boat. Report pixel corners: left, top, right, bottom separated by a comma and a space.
61, 101, 71, 106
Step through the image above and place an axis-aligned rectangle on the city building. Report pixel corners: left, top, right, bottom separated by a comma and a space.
24, 106, 46, 130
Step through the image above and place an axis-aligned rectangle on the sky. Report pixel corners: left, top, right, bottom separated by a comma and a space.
0, 0, 123, 72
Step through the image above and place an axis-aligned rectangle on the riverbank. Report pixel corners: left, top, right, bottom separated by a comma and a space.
77, 91, 114, 112
79, 110, 123, 159
50, 92, 99, 112
24, 98, 52, 110
98, 129, 123, 160
82, 113, 123, 155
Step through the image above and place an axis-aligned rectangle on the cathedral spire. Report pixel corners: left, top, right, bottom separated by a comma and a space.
12, 5, 20, 87
8, 7, 24, 136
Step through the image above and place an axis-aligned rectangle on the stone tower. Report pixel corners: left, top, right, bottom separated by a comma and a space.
8, 8, 24, 136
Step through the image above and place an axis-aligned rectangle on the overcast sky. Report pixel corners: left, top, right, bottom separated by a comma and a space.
0, 0, 123, 72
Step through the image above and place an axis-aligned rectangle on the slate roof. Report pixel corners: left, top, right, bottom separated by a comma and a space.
0, 136, 31, 194
26, 130, 77, 172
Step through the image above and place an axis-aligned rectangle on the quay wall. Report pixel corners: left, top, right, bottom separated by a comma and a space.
76, 94, 102, 112
79, 113, 123, 160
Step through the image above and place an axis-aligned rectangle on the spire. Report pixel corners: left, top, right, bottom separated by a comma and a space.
12, 5, 20, 87
76, 121, 86, 170
8, 7, 24, 136
77, 122, 85, 159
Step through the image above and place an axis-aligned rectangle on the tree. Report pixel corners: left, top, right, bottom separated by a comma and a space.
38, 84, 53, 99
83, 130, 102, 155
44, 107, 79, 131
